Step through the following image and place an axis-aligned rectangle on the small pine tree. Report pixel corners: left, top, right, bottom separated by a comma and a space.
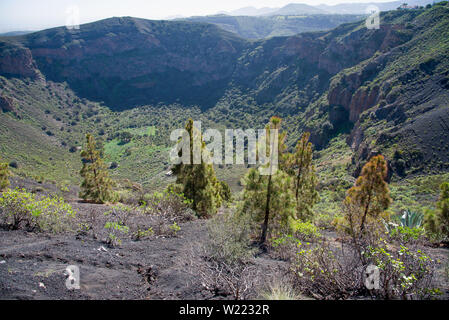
423, 208, 440, 237
0, 159, 10, 191
219, 180, 232, 202
242, 167, 296, 244
79, 134, 114, 204
173, 119, 223, 217
437, 182, 449, 237
341, 155, 392, 246
241, 116, 296, 245
284, 132, 319, 221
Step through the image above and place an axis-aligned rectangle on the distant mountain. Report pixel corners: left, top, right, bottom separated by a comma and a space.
0, 31, 34, 37
184, 14, 365, 39
316, 0, 433, 14
224, 1, 434, 16
268, 3, 327, 15
227, 6, 279, 16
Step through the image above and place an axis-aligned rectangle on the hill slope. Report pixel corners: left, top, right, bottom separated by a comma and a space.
0, 4, 448, 190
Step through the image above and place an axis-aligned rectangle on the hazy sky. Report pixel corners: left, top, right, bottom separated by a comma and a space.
0, 0, 394, 32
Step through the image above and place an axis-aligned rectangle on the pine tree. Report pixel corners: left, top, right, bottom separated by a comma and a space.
437, 182, 449, 237
0, 159, 10, 191
241, 116, 296, 245
173, 119, 223, 217
79, 134, 114, 204
242, 167, 296, 244
342, 155, 392, 247
284, 132, 319, 221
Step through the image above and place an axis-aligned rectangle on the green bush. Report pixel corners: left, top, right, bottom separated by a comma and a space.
390, 226, 425, 243
133, 227, 154, 241
364, 243, 438, 299
290, 220, 321, 241
0, 188, 76, 233
423, 182, 449, 240
104, 221, 129, 247
0, 162, 10, 191
169, 222, 181, 236
143, 187, 194, 221
423, 208, 440, 238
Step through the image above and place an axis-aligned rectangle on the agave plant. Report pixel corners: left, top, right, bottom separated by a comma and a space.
400, 209, 423, 228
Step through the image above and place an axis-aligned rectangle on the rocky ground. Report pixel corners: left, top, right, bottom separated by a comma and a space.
0, 218, 210, 300
1, 178, 448, 300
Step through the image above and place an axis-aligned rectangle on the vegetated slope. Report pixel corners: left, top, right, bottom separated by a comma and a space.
317, 5, 449, 177
210, 4, 449, 179
0, 4, 448, 187
0, 76, 203, 189
183, 14, 366, 39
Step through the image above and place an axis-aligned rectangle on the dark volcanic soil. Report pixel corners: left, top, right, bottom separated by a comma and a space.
0, 219, 211, 300
1, 177, 448, 300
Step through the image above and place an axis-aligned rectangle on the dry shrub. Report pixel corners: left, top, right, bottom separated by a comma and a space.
288, 236, 439, 300
291, 239, 364, 300
185, 213, 260, 300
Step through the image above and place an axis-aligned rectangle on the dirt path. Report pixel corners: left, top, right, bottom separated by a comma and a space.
0, 220, 209, 300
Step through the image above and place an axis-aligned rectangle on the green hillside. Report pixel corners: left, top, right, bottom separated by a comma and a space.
0, 3, 448, 208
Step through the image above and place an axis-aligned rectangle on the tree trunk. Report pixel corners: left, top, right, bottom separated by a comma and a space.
260, 175, 272, 245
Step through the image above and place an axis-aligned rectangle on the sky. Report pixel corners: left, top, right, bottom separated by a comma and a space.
0, 0, 396, 32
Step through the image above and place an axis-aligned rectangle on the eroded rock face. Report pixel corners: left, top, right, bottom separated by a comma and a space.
324, 23, 412, 124
327, 52, 392, 123
0, 43, 39, 79
318, 25, 406, 75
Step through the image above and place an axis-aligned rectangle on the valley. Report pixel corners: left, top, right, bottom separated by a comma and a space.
0, 2, 449, 302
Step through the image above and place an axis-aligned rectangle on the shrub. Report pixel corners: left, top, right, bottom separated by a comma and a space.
292, 240, 363, 299
0, 188, 76, 233
143, 187, 194, 223
423, 208, 440, 238
205, 213, 255, 265
104, 221, 129, 247
389, 226, 425, 243
290, 220, 321, 241
133, 227, 154, 241
185, 213, 259, 300
103, 204, 133, 246
363, 243, 438, 299
270, 234, 301, 261
169, 222, 181, 236
260, 281, 300, 300
291, 238, 439, 300
0, 162, 10, 191
270, 221, 321, 260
